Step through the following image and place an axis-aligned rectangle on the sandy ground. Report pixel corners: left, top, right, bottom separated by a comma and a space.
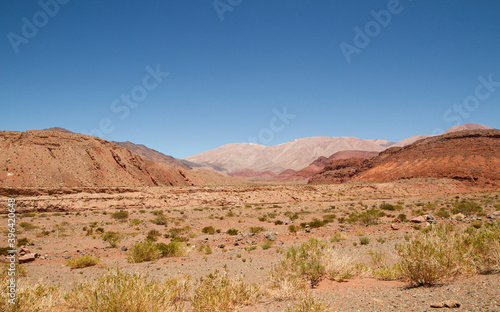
1, 178, 500, 311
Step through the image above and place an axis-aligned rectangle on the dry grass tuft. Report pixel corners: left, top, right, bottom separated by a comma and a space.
191, 269, 261, 312
65, 267, 190, 312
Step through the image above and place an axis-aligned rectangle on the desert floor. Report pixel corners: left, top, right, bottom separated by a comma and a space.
1, 178, 500, 311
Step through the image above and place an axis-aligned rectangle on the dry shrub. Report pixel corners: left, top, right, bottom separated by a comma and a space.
323, 247, 369, 282
191, 269, 261, 312
0, 267, 63, 312
65, 268, 190, 312
396, 223, 487, 286
285, 293, 330, 312
126, 241, 161, 263
66, 255, 100, 269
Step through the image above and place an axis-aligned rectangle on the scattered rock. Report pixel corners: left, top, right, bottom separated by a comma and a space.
305, 228, 311, 233
430, 300, 461, 308
19, 253, 38, 264
410, 216, 427, 223
218, 243, 225, 248
390, 224, 400, 230
266, 232, 276, 241
121, 246, 128, 252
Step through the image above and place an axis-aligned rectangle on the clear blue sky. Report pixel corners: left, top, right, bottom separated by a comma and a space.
1, 1, 499, 158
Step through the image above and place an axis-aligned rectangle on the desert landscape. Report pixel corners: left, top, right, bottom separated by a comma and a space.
1, 125, 500, 311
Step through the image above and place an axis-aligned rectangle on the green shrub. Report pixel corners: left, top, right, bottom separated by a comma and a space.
146, 230, 162, 242
226, 229, 239, 236
155, 242, 186, 257
19, 222, 37, 230
452, 200, 483, 216
261, 242, 272, 250
288, 225, 298, 233
127, 241, 161, 263
17, 237, 31, 247
249, 226, 265, 234
436, 209, 450, 218
66, 255, 100, 269
103, 231, 121, 248
380, 203, 402, 211
111, 210, 129, 221
359, 237, 370, 245
151, 215, 168, 226
202, 226, 216, 234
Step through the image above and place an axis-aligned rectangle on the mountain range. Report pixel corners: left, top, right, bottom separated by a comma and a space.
0, 123, 495, 187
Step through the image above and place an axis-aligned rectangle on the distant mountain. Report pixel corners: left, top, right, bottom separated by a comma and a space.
284, 150, 380, 181
43, 127, 73, 133
185, 137, 389, 174
310, 129, 500, 185
112, 141, 190, 170
391, 123, 494, 147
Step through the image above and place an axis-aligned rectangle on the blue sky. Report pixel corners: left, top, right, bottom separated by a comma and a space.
1, 0, 499, 158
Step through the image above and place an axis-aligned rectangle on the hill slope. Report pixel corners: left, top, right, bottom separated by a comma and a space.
112, 141, 190, 170
0, 130, 194, 187
310, 129, 500, 185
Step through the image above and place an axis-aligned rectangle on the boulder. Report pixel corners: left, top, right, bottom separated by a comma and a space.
410, 216, 427, 223
18, 253, 38, 264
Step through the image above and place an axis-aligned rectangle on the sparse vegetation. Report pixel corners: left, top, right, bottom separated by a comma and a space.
191, 270, 261, 312
111, 210, 129, 221
127, 241, 161, 263
66, 255, 100, 269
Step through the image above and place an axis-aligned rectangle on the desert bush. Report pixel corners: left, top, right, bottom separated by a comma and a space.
146, 230, 162, 242
226, 229, 239, 235
373, 265, 401, 281
249, 226, 265, 234
103, 231, 121, 248
280, 238, 327, 287
397, 224, 470, 286
19, 222, 37, 230
191, 270, 260, 312
397, 213, 407, 222
0, 246, 11, 256
349, 209, 384, 225
285, 294, 329, 312
129, 218, 143, 226
300, 218, 328, 229
359, 237, 370, 245
436, 209, 450, 218
155, 242, 186, 258
16, 237, 31, 247
111, 210, 129, 221
201, 226, 216, 234
288, 225, 298, 233
380, 203, 402, 211
66, 268, 190, 312
66, 255, 100, 269
451, 200, 483, 216
151, 215, 168, 226
198, 244, 212, 255
274, 220, 284, 225
127, 241, 161, 263
261, 242, 272, 250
